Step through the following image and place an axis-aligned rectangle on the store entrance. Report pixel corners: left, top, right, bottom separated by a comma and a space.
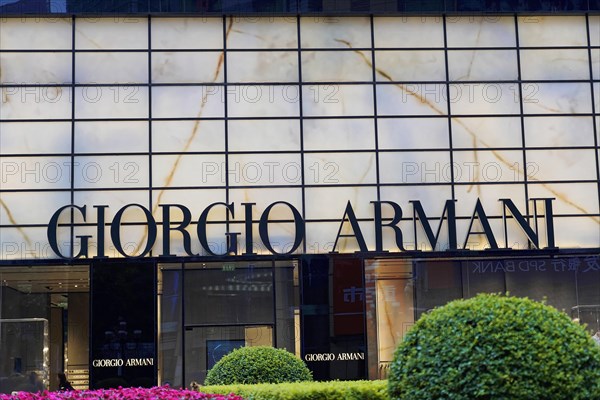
0, 265, 90, 394
158, 260, 299, 387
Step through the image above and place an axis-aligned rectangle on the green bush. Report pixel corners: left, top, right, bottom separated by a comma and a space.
389, 293, 600, 400
202, 380, 388, 400
204, 346, 312, 385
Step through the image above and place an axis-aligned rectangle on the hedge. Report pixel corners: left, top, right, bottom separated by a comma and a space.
389, 293, 600, 400
204, 346, 312, 385
201, 380, 388, 400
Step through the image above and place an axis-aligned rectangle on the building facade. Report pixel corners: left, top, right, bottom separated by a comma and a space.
0, 0, 599, 393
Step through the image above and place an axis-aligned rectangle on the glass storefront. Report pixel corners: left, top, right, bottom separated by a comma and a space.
0, 266, 90, 393
0, 252, 598, 392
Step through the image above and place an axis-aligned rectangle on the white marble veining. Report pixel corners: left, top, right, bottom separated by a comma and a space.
75, 86, 149, 118
379, 151, 451, 184
446, 16, 516, 48
76, 52, 148, 84
301, 17, 371, 48
526, 149, 597, 181
524, 116, 594, 147
304, 152, 376, 185
517, 16, 587, 47
152, 86, 223, 118
520, 49, 590, 80
378, 118, 448, 149
75, 121, 149, 153
302, 50, 372, 82
1, 87, 70, 119
522, 82, 591, 114
374, 17, 443, 48
228, 119, 300, 151
0, 191, 71, 225
452, 150, 522, 183
152, 154, 225, 187
152, 120, 225, 152
73, 155, 150, 188
228, 17, 298, 49
303, 84, 373, 116
228, 51, 298, 82
0, 18, 72, 49
74, 190, 150, 223
376, 84, 447, 115
0, 53, 72, 84
153, 51, 224, 83
528, 183, 600, 215
451, 83, 522, 115
376, 50, 446, 82
228, 85, 299, 117
451, 117, 522, 148
304, 118, 374, 150
0, 122, 71, 154
75, 18, 148, 49
151, 189, 225, 221
448, 50, 518, 81
151, 17, 223, 49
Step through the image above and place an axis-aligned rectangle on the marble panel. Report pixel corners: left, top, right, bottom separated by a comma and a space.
0, 53, 72, 84
304, 152, 376, 185
451, 117, 522, 148
450, 83, 521, 115
373, 17, 443, 48
522, 82, 591, 114
229, 187, 302, 219
304, 118, 374, 150
592, 48, 599, 80
453, 150, 522, 184
227, 85, 299, 117
378, 118, 448, 149
152, 120, 225, 152
75, 223, 151, 258
0, 18, 72, 50
0, 191, 70, 225
151, 189, 226, 221
553, 217, 600, 248
526, 149, 597, 181
152, 86, 223, 118
75, 86, 148, 119
590, 16, 600, 47
304, 186, 378, 219
517, 16, 587, 47
152, 52, 224, 83
301, 17, 370, 48
376, 83, 447, 116
75, 121, 149, 153
0, 156, 72, 190
74, 190, 150, 223
594, 82, 599, 113
446, 16, 516, 48
228, 51, 298, 83
380, 185, 453, 216
304, 221, 375, 253
73, 155, 149, 189
524, 116, 595, 147
448, 50, 518, 81
375, 50, 445, 82
453, 183, 527, 217
527, 182, 599, 215
228, 17, 297, 49
75, 17, 148, 49
228, 119, 300, 151
76, 52, 148, 84
520, 49, 590, 80
456, 218, 529, 250
152, 154, 226, 188
1, 86, 70, 120
151, 17, 223, 49
0, 122, 70, 154
302, 51, 372, 82
303, 84, 372, 116
228, 153, 302, 186
379, 150, 451, 184
0, 227, 58, 260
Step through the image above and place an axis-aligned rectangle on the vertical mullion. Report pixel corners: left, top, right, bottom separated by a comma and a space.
223, 16, 230, 240
585, 14, 600, 222
297, 15, 307, 254
148, 16, 154, 256
70, 16, 76, 258
514, 14, 532, 247
442, 15, 456, 247
370, 16, 381, 206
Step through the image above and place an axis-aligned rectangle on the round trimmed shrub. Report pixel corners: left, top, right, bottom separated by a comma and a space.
204, 346, 313, 385
389, 294, 600, 400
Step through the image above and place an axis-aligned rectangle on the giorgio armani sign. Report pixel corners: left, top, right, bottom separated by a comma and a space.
47, 197, 557, 259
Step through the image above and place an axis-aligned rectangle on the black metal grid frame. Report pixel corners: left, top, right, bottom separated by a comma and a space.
0, 15, 599, 257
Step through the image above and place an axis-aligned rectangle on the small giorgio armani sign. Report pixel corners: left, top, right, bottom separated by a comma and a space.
47, 197, 557, 259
